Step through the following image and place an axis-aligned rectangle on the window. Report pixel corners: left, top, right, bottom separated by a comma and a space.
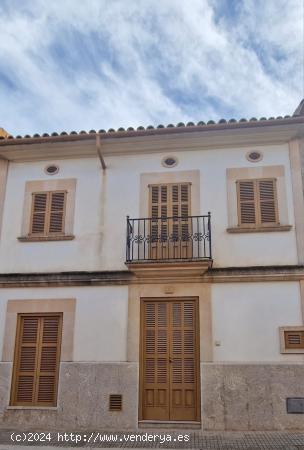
30, 191, 66, 236
226, 166, 292, 233
11, 313, 62, 406
237, 178, 279, 228
284, 330, 304, 349
279, 327, 304, 354
18, 178, 76, 242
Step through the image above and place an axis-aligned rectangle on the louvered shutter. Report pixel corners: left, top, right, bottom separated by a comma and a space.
150, 185, 169, 259
36, 316, 62, 405
257, 179, 278, 225
170, 300, 197, 421
12, 314, 62, 406
150, 186, 159, 259
237, 181, 256, 226
14, 316, 39, 404
48, 192, 66, 234
284, 330, 304, 349
141, 299, 199, 421
30, 191, 66, 236
143, 301, 170, 420
149, 183, 191, 259
30, 193, 48, 234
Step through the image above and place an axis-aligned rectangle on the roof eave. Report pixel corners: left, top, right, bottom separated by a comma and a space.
0, 115, 303, 147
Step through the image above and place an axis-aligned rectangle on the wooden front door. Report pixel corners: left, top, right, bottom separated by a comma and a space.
149, 183, 192, 259
140, 298, 200, 421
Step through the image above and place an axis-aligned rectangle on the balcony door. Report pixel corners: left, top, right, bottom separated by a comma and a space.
149, 183, 192, 259
140, 298, 200, 421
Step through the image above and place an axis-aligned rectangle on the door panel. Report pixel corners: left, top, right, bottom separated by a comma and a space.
141, 298, 200, 421
142, 301, 170, 420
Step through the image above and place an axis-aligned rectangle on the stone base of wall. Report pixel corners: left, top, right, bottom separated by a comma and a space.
202, 363, 304, 431
0, 362, 139, 430
1, 362, 304, 431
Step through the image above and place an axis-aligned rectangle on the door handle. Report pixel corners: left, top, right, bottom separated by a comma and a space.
169, 357, 173, 363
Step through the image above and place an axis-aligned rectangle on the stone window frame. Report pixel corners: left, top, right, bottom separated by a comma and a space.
18, 178, 76, 242
226, 165, 292, 233
2, 299, 76, 410
139, 170, 200, 218
2, 299, 76, 363
279, 326, 304, 354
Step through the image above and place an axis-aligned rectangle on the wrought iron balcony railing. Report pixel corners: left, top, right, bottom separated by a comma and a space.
126, 213, 212, 262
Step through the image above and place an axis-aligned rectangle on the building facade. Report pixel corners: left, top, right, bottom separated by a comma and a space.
0, 101, 304, 431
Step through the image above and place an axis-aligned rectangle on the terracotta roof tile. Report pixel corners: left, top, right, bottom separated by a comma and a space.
0, 99, 303, 143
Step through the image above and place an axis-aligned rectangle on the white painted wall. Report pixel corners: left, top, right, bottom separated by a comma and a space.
0, 286, 128, 362
0, 142, 298, 272
212, 282, 303, 362
101, 142, 297, 269
0, 157, 105, 272
0, 282, 302, 364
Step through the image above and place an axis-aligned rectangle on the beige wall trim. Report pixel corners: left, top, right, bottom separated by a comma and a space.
127, 284, 212, 363
289, 139, 304, 264
0, 159, 8, 239
300, 281, 304, 324
18, 235, 75, 242
226, 165, 290, 228
0, 267, 303, 287
19, 178, 77, 238
279, 326, 304, 354
140, 170, 200, 218
227, 225, 292, 233
2, 298, 76, 362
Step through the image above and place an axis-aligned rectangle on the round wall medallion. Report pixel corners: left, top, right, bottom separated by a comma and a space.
45, 164, 59, 175
246, 151, 263, 162
162, 155, 178, 168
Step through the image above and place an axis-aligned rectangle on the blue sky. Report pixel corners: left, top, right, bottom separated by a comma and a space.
0, 0, 302, 136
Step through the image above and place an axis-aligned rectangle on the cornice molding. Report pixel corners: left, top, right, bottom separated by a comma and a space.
0, 265, 302, 287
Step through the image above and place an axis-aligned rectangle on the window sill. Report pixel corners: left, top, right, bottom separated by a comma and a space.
280, 349, 304, 354
18, 235, 75, 242
226, 225, 292, 233
7, 406, 58, 410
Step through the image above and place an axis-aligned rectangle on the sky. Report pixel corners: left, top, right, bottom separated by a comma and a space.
0, 0, 302, 136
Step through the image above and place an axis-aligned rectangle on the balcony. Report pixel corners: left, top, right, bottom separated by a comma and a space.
125, 214, 212, 279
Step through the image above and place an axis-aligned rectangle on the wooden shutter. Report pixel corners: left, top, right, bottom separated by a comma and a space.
141, 298, 200, 421
237, 180, 256, 226
142, 301, 170, 420
30, 193, 48, 234
237, 179, 278, 227
13, 316, 39, 404
257, 179, 278, 225
170, 300, 198, 421
30, 191, 66, 236
284, 330, 304, 349
149, 183, 191, 259
48, 192, 66, 234
150, 185, 169, 259
11, 314, 62, 406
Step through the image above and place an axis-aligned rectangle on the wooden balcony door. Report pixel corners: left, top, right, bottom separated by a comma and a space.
140, 298, 200, 421
149, 183, 192, 259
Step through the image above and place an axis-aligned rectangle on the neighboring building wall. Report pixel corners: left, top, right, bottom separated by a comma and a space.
0, 129, 9, 139
301, 138, 304, 196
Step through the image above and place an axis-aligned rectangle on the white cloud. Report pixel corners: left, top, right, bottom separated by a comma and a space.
0, 0, 301, 135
